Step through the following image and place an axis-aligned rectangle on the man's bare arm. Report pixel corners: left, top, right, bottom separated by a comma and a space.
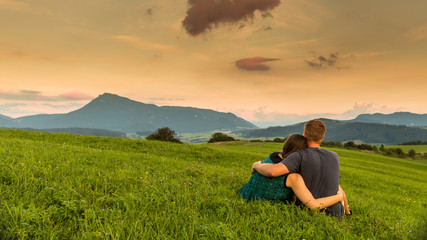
251, 161, 290, 177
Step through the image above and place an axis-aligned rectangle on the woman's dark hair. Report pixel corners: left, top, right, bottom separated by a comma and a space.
281, 133, 308, 158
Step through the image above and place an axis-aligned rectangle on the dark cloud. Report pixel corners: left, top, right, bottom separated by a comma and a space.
0, 90, 92, 101
305, 52, 340, 69
261, 12, 273, 19
259, 26, 272, 31
235, 56, 280, 71
146, 8, 153, 16
182, 0, 281, 36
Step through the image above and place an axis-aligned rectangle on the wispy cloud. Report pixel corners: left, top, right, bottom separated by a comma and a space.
0, 90, 92, 102
235, 56, 280, 71
59, 91, 92, 100
406, 23, 427, 41
111, 35, 174, 50
0, 102, 87, 118
0, 0, 47, 14
344, 51, 389, 58
0, 90, 92, 118
277, 38, 320, 47
225, 103, 405, 127
2, 50, 61, 61
305, 52, 340, 69
0, 0, 31, 12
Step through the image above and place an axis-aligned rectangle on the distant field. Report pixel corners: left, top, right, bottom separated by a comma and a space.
386, 145, 427, 153
178, 132, 215, 143
0, 129, 425, 239
178, 132, 245, 144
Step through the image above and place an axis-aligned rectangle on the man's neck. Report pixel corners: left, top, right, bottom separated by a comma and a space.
307, 141, 321, 148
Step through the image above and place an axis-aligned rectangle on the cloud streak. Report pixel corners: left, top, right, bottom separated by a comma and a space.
0, 90, 92, 102
111, 35, 173, 50
182, 0, 281, 36
0, 0, 31, 12
305, 52, 339, 69
406, 23, 427, 41
228, 102, 405, 127
235, 56, 280, 71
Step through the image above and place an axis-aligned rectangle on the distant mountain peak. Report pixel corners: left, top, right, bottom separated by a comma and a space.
86, 93, 153, 107
94, 93, 133, 102
5, 93, 256, 133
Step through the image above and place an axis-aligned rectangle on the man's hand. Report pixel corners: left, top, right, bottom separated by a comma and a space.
251, 161, 262, 174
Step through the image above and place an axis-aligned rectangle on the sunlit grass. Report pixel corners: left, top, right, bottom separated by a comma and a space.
0, 129, 425, 239
385, 145, 427, 153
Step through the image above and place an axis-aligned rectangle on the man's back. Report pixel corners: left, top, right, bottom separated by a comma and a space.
281, 147, 343, 216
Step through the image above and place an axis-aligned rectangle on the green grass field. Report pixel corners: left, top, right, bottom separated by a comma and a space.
385, 145, 427, 153
0, 129, 426, 239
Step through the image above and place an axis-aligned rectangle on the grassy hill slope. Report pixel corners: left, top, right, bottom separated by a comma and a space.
386, 145, 427, 153
0, 129, 425, 239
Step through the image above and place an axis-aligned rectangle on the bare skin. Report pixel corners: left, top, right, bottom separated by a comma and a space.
286, 173, 343, 210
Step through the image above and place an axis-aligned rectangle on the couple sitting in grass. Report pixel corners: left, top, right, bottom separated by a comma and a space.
239, 120, 351, 218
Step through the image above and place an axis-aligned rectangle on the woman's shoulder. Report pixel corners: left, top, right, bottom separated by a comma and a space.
268, 152, 283, 164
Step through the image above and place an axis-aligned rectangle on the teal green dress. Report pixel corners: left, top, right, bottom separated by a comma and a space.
239, 153, 294, 203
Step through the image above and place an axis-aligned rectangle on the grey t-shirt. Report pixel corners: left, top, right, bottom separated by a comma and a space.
280, 147, 343, 217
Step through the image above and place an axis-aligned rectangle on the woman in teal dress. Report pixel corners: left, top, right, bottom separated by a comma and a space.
239, 134, 349, 211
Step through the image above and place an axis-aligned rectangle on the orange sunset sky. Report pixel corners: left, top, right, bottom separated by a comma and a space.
1, 0, 426, 126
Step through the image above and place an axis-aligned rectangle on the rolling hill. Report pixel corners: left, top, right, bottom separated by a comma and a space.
350, 112, 427, 127
0, 129, 425, 239
0, 114, 15, 127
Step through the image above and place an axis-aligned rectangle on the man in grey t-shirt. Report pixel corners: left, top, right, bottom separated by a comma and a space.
251, 119, 343, 217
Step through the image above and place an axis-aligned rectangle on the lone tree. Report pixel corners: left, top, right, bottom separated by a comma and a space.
208, 132, 235, 143
408, 149, 416, 158
146, 127, 182, 144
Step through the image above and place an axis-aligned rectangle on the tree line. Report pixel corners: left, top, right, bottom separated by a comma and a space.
143, 127, 426, 160
399, 140, 427, 145
321, 141, 426, 160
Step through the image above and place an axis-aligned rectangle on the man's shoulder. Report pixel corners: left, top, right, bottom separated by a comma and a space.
320, 148, 339, 156
287, 149, 305, 158
301, 148, 339, 162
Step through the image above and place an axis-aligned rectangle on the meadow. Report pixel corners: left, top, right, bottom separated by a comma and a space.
0, 129, 426, 239
385, 145, 427, 153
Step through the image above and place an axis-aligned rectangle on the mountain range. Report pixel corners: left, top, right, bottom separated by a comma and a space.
0, 93, 256, 133
237, 118, 427, 144
350, 112, 427, 127
1, 93, 426, 144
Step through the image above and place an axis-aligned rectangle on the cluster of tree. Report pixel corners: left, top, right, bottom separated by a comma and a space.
206, 133, 288, 143
399, 141, 427, 145
248, 138, 286, 143
145, 127, 183, 144
208, 132, 235, 143
321, 141, 426, 159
